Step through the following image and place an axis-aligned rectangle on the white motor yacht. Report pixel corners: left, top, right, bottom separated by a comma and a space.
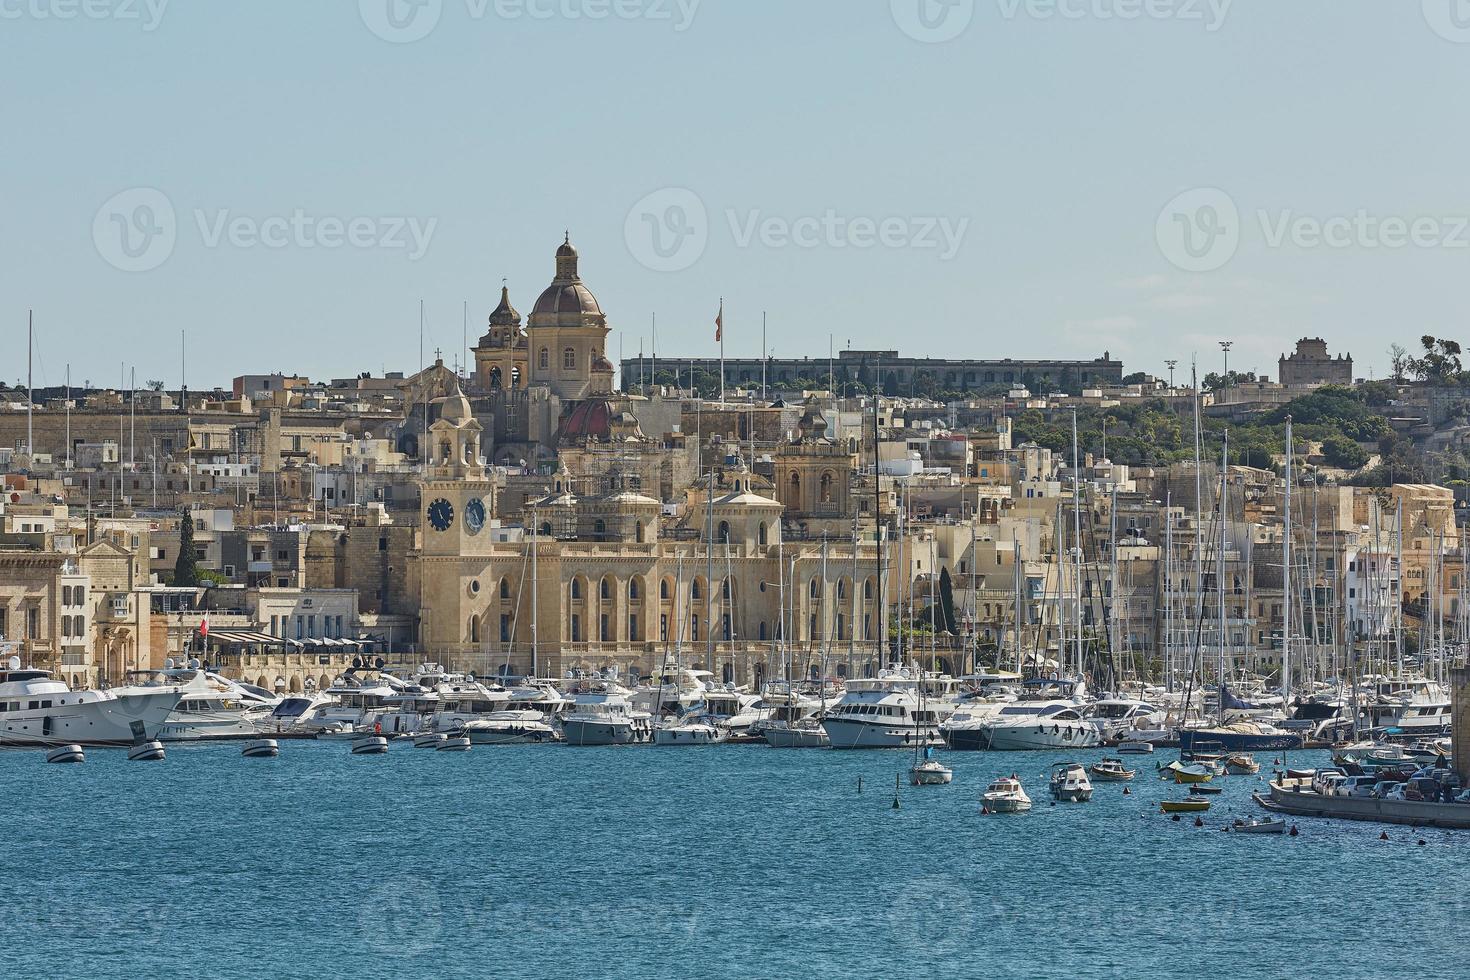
111, 667, 275, 741
653, 718, 723, 745
461, 709, 561, 744
0, 657, 179, 747
1083, 699, 1165, 743
821, 668, 951, 750
562, 684, 653, 746
978, 702, 1102, 751
764, 717, 831, 748
982, 775, 1032, 813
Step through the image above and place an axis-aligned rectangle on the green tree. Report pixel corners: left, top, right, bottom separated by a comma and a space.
173, 510, 200, 587
1409, 335, 1463, 383
1320, 435, 1368, 469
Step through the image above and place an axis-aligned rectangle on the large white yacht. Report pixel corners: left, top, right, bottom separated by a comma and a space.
978, 702, 1101, 751
111, 666, 277, 741
461, 710, 561, 744
0, 657, 180, 747
820, 667, 951, 749
1083, 699, 1165, 743
1362, 675, 1452, 737
562, 683, 653, 746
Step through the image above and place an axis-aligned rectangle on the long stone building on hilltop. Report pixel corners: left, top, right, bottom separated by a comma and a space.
620, 348, 1124, 395
1278, 337, 1352, 388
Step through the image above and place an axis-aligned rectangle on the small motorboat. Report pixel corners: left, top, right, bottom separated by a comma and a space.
45, 744, 85, 764
1050, 762, 1094, 802
316, 723, 361, 741
242, 738, 280, 758
1191, 784, 1224, 795
1230, 817, 1287, 835
1160, 796, 1212, 814
413, 733, 447, 749
1089, 758, 1136, 782
351, 735, 389, 755
127, 740, 166, 762
982, 775, 1032, 813
1225, 754, 1260, 775
1117, 740, 1155, 755
910, 760, 954, 785
1173, 764, 1214, 785
436, 735, 471, 752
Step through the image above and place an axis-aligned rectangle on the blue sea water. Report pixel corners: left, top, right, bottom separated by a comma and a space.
5, 741, 1463, 979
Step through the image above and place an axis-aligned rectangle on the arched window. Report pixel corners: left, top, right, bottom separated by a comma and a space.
759, 621, 768, 640
820, 471, 834, 503
541, 521, 553, 537
758, 522, 768, 546
600, 576, 612, 600
660, 578, 670, 600
571, 579, 582, 600
810, 577, 821, 599
594, 519, 607, 536
629, 578, 641, 601
718, 520, 730, 542
837, 579, 847, 600
538, 348, 549, 370
499, 578, 511, 600
691, 580, 702, 600
635, 520, 645, 542
469, 617, 480, 643
864, 578, 874, 599
563, 347, 576, 370
722, 579, 731, 599
790, 472, 800, 497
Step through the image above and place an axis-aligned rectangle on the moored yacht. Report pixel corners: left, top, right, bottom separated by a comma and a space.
982, 775, 1032, 813
111, 667, 274, 741
461, 710, 561, 744
820, 667, 950, 750
978, 702, 1101, 751
0, 657, 179, 747
562, 684, 653, 746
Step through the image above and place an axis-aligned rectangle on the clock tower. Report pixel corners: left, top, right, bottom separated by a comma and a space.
420, 378, 497, 558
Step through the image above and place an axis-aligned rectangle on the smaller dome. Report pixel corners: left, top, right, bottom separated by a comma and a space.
556, 234, 577, 259
489, 285, 521, 326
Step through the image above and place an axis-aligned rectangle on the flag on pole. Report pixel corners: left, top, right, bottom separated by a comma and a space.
199, 615, 209, 640
714, 300, 723, 343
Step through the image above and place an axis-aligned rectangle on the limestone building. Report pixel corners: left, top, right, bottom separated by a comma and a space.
1278, 338, 1352, 388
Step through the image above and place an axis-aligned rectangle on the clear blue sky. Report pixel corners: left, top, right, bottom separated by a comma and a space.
3, 0, 1466, 391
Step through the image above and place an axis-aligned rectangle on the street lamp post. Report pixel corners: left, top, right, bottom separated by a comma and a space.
1165, 359, 1177, 390
1219, 341, 1233, 389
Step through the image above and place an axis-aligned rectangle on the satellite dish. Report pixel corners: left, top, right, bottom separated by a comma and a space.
164, 658, 176, 669
188, 658, 201, 670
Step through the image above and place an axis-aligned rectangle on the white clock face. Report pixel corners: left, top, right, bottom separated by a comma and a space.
465, 497, 486, 534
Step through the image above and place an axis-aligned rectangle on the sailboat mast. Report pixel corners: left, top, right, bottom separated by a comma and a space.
1218, 430, 1229, 689
873, 378, 885, 668
1283, 416, 1292, 705
531, 508, 539, 678
1071, 410, 1083, 678
26, 310, 34, 458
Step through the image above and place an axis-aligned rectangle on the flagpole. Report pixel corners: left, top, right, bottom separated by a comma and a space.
761, 312, 767, 402
718, 297, 725, 405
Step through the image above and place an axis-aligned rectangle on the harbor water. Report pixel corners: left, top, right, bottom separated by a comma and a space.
7, 742, 1462, 979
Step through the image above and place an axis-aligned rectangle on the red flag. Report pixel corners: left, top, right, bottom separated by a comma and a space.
199, 616, 209, 639
714, 301, 723, 343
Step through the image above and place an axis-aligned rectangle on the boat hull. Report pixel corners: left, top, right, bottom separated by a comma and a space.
1261, 783, 1470, 829
821, 718, 943, 750
765, 726, 830, 749
563, 719, 652, 746
0, 690, 179, 747
981, 723, 1101, 752
1179, 728, 1302, 753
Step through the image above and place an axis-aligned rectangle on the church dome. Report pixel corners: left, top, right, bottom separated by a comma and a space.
531, 234, 605, 324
